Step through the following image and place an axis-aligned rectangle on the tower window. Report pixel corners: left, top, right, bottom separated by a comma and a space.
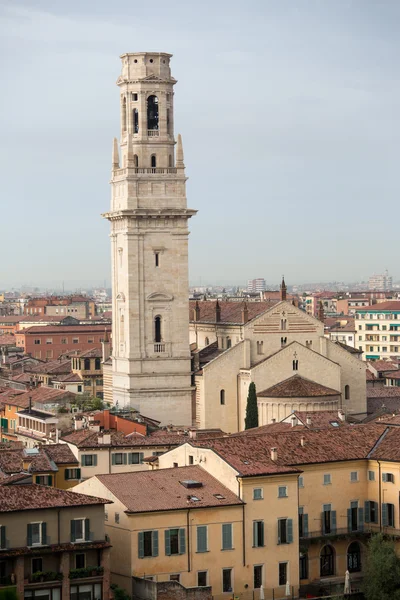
345, 385, 350, 400
293, 359, 299, 371
147, 95, 159, 131
133, 108, 139, 133
122, 97, 127, 131
154, 316, 162, 343
155, 252, 159, 267
151, 155, 157, 168
167, 108, 170, 133
132, 93, 138, 101
134, 154, 138, 167
149, 58, 154, 63
220, 390, 225, 405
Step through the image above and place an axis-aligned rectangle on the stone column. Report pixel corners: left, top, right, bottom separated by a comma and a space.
60, 551, 70, 599
101, 547, 111, 600
15, 556, 24, 599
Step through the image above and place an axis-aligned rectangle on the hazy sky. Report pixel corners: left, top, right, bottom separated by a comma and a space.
1, 0, 399, 289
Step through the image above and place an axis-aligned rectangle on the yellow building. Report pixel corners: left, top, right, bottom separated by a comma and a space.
71, 348, 104, 399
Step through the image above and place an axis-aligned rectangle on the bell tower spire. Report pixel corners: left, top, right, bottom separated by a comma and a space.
103, 52, 197, 426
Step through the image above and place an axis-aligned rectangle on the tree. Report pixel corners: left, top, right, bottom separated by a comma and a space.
364, 533, 400, 600
245, 382, 258, 429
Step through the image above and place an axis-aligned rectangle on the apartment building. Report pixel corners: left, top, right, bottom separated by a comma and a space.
355, 301, 400, 361
247, 279, 267, 293
0, 483, 111, 599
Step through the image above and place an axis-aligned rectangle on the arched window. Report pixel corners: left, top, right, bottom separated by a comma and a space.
122, 97, 127, 131
169, 155, 173, 168
133, 108, 139, 133
227, 338, 231, 349
281, 337, 287, 347
281, 318, 287, 330
95, 358, 101, 370
345, 385, 350, 400
320, 545, 335, 577
147, 95, 159, 130
151, 155, 157, 168
205, 337, 209, 346
154, 316, 162, 343
347, 542, 361, 573
220, 390, 225, 405
133, 154, 138, 167
293, 360, 299, 371
84, 358, 90, 370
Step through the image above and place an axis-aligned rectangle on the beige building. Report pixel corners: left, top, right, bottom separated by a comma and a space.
193, 299, 366, 432
0, 482, 111, 599
355, 301, 400, 361
102, 52, 196, 426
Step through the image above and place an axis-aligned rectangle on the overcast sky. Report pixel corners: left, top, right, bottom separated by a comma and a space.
1, 0, 399, 289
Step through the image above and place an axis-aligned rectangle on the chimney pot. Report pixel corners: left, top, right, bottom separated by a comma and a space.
291, 416, 297, 427
300, 436, 306, 447
271, 447, 278, 461
271, 418, 276, 424
306, 416, 312, 426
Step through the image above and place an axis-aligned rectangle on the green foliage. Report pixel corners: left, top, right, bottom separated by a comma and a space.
0, 588, 18, 600
364, 533, 400, 600
69, 565, 103, 579
245, 382, 258, 430
111, 584, 131, 600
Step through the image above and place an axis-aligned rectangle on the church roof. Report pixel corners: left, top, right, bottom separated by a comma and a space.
257, 375, 340, 398
189, 300, 278, 324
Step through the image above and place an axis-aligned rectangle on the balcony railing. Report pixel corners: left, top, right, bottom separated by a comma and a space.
134, 167, 177, 174
147, 130, 159, 137
301, 524, 400, 541
154, 343, 166, 354
69, 566, 103, 580
28, 571, 63, 583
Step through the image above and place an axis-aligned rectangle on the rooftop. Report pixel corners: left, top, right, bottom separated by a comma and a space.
96, 465, 243, 513
257, 375, 340, 398
356, 302, 400, 312
0, 484, 111, 512
188, 300, 278, 324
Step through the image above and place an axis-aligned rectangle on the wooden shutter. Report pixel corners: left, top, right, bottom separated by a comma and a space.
383, 473, 388, 482
254, 521, 259, 546
41, 522, 47, 545
165, 529, 171, 555
65, 469, 70, 481
321, 512, 325, 535
303, 514, 308, 537
27, 524, 33, 546
128, 453, 133, 465
111, 454, 116, 466
331, 511, 337, 533
179, 528, 186, 554
93, 455, 97, 466
364, 501, 370, 523
138, 532, 144, 558
287, 519, 293, 543
197, 526, 207, 552
76, 468, 81, 479
48, 475, 53, 486
0, 526, 6, 549
222, 524, 232, 550
140, 453, 144, 464
85, 518, 90, 541
347, 509, 351, 532
382, 503, 389, 526
373, 501, 379, 524
71, 520, 76, 543
358, 508, 364, 531
152, 531, 159, 557
35, 476, 41, 484
123, 454, 127, 465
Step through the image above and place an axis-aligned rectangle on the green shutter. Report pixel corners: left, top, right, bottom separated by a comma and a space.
365, 501, 370, 523
71, 520, 76, 543
179, 528, 186, 555
287, 519, 293, 543
76, 468, 81, 479
253, 521, 258, 546
222, 523, 232, 550
373, 502, 379, 524
128, 453, 133, 465
65, 469, 70, 481
331, 511, 337, 533
1, 526, 6, 549
27, 524, 32, 547
111, 454, 116, 466
123, 454, 127, 465
358, 508, 364, 531
197, 526, 207, 552
85, 518, 90, 541
152, 531, 159, 557
48, 475, 53, 486
303, 514, 308, 537
347, 509, 352, 532
93, 455, 97, 466
140, 453, 144, 464
382, 503, 389, 526
383, 473, 388, 482
41, 522, 47, 545
165, 529, 171, 555
321, 512, 325, 534
138, 532, 144, 558
35, 476, 41, 484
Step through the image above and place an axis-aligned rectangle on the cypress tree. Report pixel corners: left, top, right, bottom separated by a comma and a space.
245, 382, 258, 429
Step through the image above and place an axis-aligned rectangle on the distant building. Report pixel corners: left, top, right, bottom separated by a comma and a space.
369, 270, 392, 291
247, 278, 266, 293
355, 301, 400, 361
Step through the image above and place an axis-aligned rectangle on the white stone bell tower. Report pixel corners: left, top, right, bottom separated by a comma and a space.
103, 52, 196, 425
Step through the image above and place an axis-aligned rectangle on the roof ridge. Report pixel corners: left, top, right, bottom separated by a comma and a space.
366, 427, 391, 458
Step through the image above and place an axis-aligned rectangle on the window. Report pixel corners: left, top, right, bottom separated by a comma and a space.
279, 562, 287, 586
128, 452, 144, 464
383, 473, 395, 483
0, 526, 5, 550
73, 338, 79, 344
197, 571, 208, 587
75, 553, 85, 569
320, 545, 335, 577
382, 503, 395, 527
253, 521, 264, 547
188, 455, 194, 465
350, 471, 358, 482
300, 553, 308, 580
253, 488, 263, 500
222, 523, 233, 550
34, 339, 41, 345
65, 468, 81, 481
368, 470, 375, 481
293, 359, 299, 371
204, 337, 209, 346
298, 508, 308, 538
253, 565, 263, 589
133, 109, 139, 133
155, 252, 160, 267
226, 338, 232, 349
323, 474, 331, 485
115, 513, 120, 524
170, 574, 180, 583
173, 462, 178, 468
27, 522, 46, 547
165, 528, 185, 555
112, 453, 127, 466
35, 475, 53, 486
151, 155, 157, 168
344, 384, 350, 400
347, 542, 361, 573
84, 358, 91, 370
71, 518, 89, 542
81, 454, 97, 467
298, 476, 304, 488
220, 389, 225, 405
222, 568, 232, 593
61, 338, 67, 344
31, 557, 42, 574
197, 526, 208, 553
281, 318, 287, 331
348, 501, 362, 532
278, 518, 293, 544
365, 501, 378, 524
46, 350, 53, 359
138, 530, 159, 558
322, 505, 336, 534
105, 511, 108, 521
147, 95, 159, 130
132, 93, 138, 101
278, 486, 287, 498
154, 316, 162, 343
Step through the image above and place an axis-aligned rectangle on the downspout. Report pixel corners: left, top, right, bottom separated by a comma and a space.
57, 510, 61, 544
187, 508, 191, 573
238, 479, 246, 567
236, 374, 240, 432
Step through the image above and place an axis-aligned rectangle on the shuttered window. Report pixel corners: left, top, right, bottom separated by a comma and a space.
222, 523, 233, 550
112, 453, 127, 466
128, 453, 144, 465
165, 528, 186, 555
138, 531, 159, 558
27, 522, 46, 546
70, 518, 90, 542
253, 521, 264, 547
277, 519, 293, 544
81, 455, 97, 467
0, 526, 6, 549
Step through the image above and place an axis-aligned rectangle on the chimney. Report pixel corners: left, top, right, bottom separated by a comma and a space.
215, 301, 221, 323
291, 416, 297, 427
280, 276, 287, 302
306, 416, 312, 426
271, 418, 276, 424
271, 447, 277, 461
338, 409, 345, 422
189, 429, 197, 439
241, 302, 249, 324
193, 301, 200, 322
102, 433, 111, 445
55, 429, 59, 443
300, 436, 306, 447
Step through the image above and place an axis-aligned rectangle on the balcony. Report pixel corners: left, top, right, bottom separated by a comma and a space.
147, 130, 159, 137
134, 167, 177, 174
154, 343, 166, 354
28, 571, 63, 584
300, 524, 400, 544
69, 566, 103, 580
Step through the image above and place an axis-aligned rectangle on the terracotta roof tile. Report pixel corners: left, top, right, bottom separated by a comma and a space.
257, 375, 340, 398
0, 484, 111, 512
43, 444, 78, 465
3, 387, 74, 409
96, 465, 243, 513
20, 325, 111, 335
356, 302, 400, 312
188, 300, 278, 324
367, 387, 400, 398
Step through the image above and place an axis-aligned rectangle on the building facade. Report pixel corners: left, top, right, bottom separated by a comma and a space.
368, 270, 393, 291
355, 301, 400, 361
247, 279, 267, 293
102, 52, 196, 425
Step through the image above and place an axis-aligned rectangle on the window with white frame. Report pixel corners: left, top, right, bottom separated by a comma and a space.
253, 488, 263, 500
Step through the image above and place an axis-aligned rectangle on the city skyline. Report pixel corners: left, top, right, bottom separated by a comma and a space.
1, 1, 400, 287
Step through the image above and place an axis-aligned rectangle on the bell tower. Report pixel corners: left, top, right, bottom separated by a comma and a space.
103, 52, 196, 425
